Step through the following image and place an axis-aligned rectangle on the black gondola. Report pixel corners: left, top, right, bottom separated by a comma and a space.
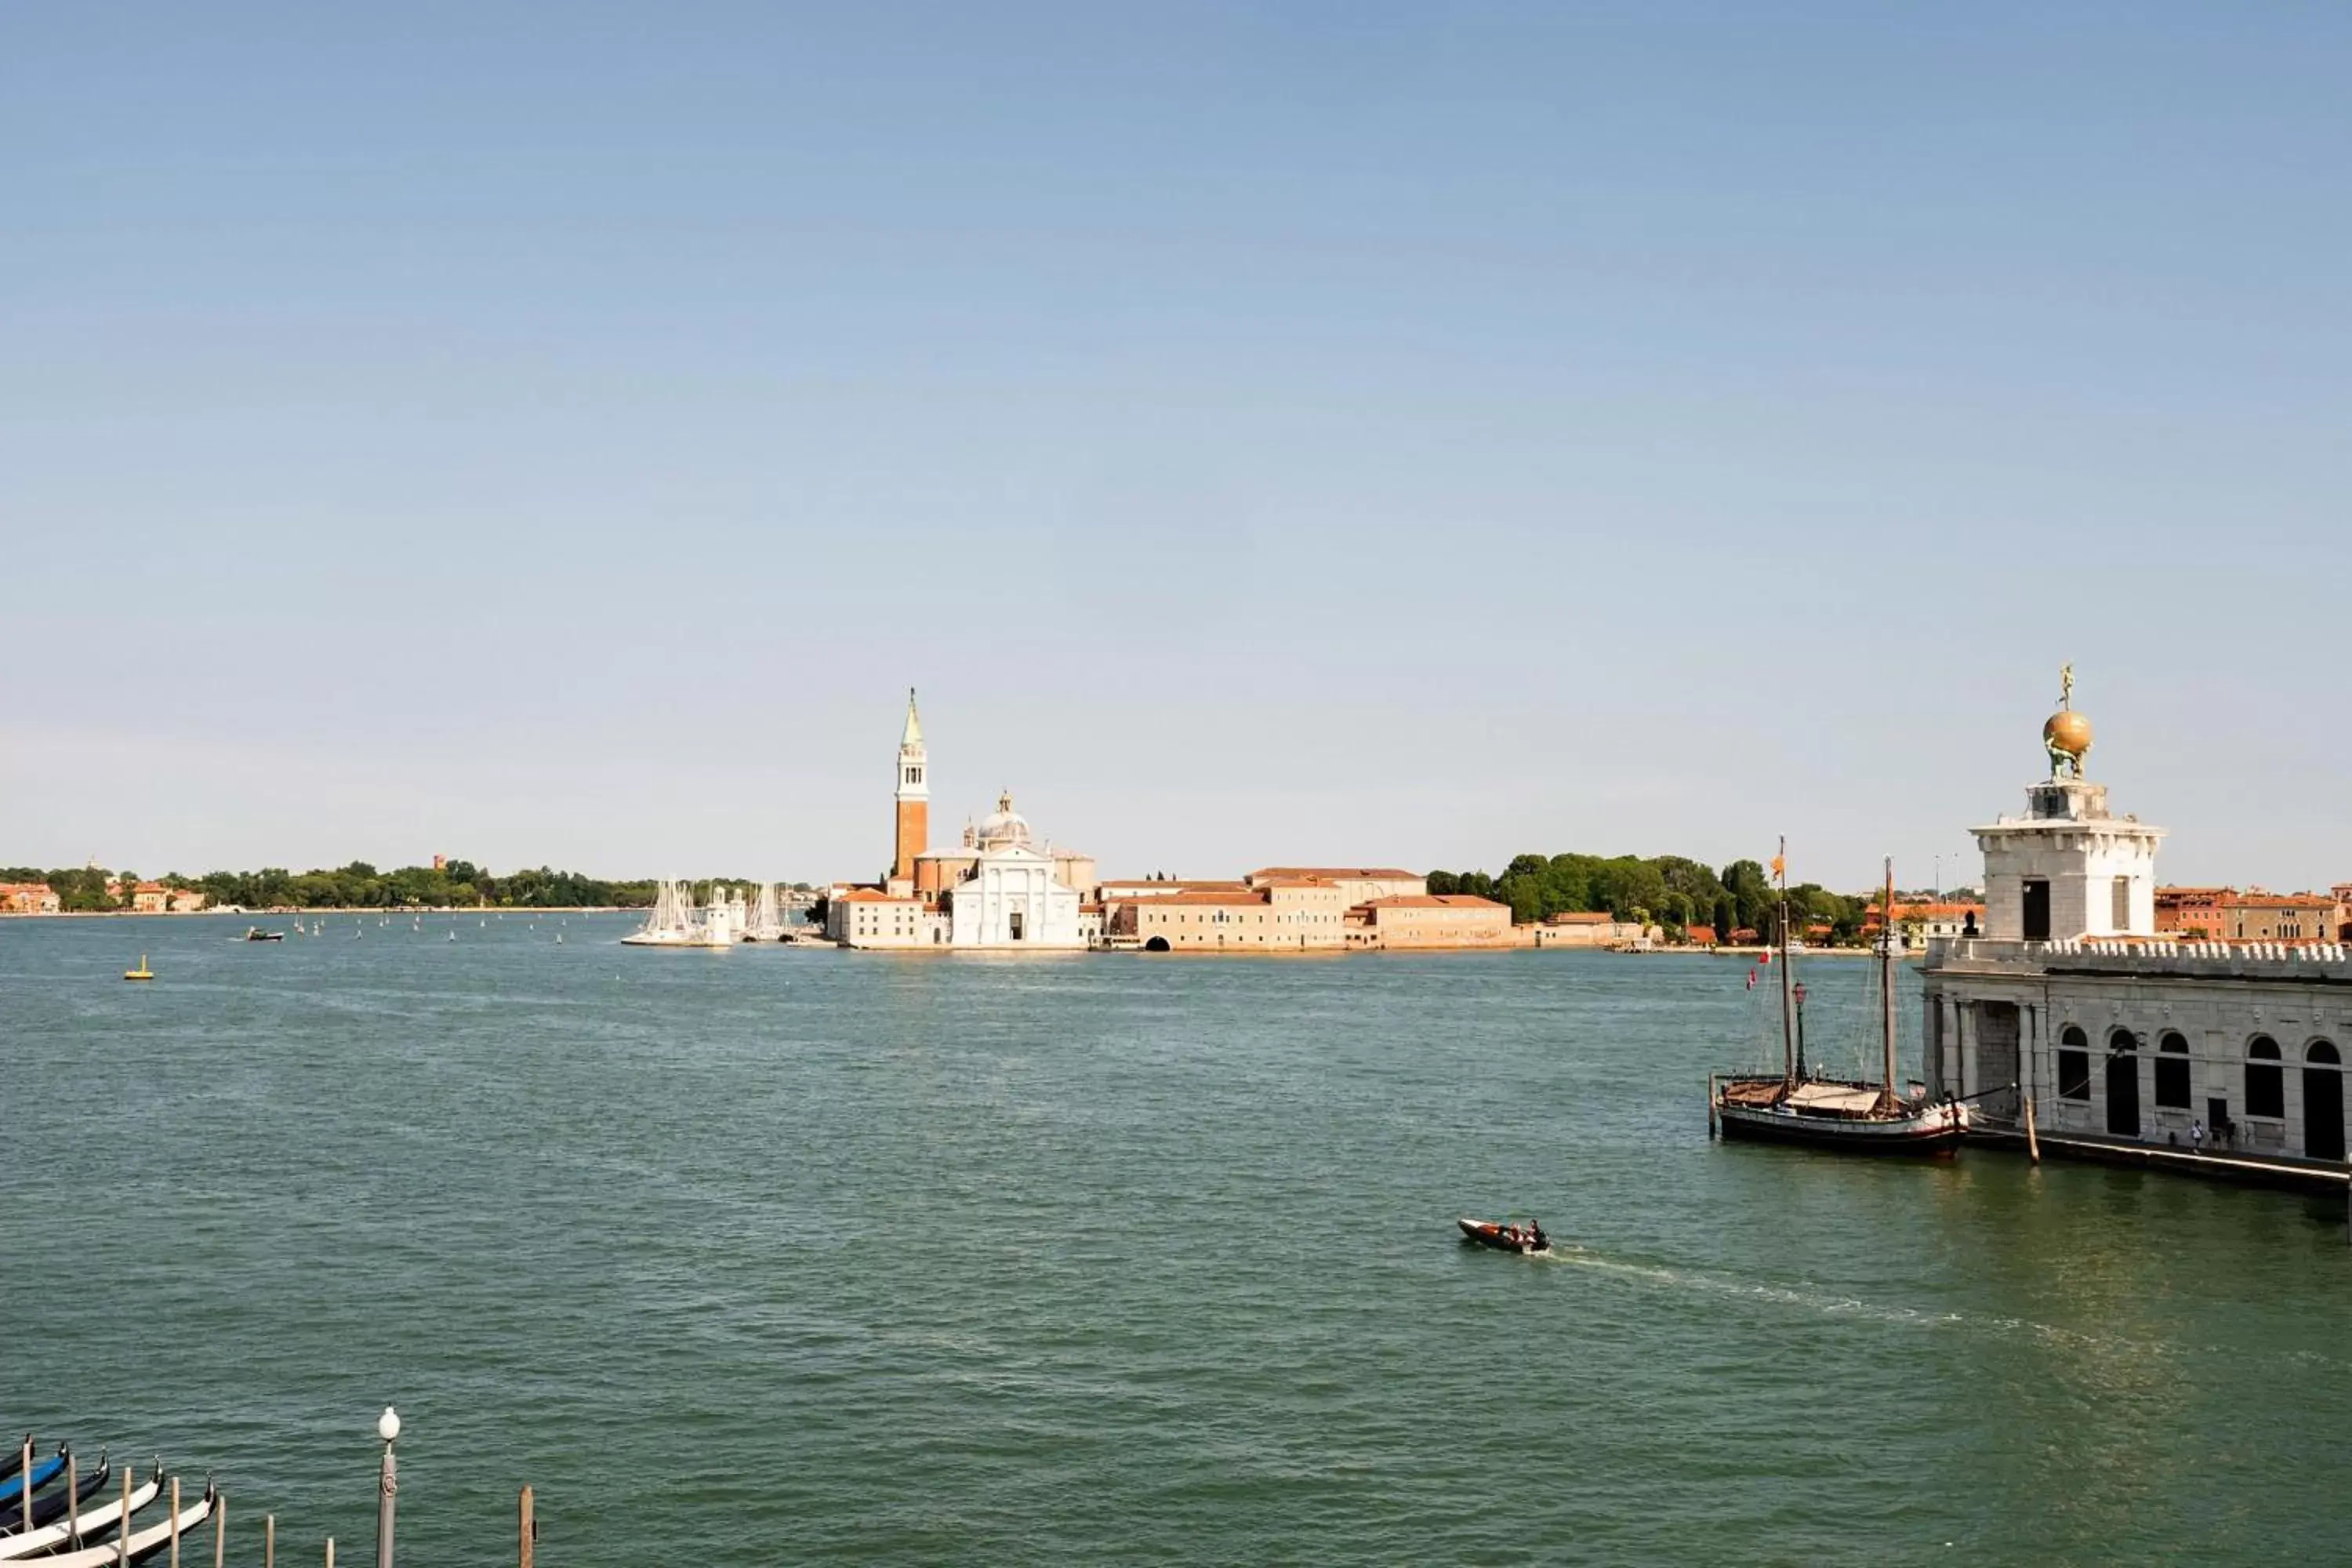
0, 1450, 107, 1537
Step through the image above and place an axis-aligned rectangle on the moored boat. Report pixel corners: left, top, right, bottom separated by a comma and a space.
1710, 851, 1969, 1156
1457, 1218, 1552, 1254
0, 1450, 111, 1544
34, 1479, 211, 1568
1713, 1075, 1968, 1151
0, 1451, 64, 1510
0, 1472, 147, 1562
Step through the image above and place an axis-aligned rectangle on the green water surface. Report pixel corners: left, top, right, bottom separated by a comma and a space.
3, 916, 2345, 1564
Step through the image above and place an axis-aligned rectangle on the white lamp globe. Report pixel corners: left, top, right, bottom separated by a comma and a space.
378, 1406, 401, 1443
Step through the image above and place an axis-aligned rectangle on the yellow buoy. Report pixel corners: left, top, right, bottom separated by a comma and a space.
124, 955, 154, 982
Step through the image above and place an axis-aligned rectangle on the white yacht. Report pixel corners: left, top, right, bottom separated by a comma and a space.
621, 880, 699, 946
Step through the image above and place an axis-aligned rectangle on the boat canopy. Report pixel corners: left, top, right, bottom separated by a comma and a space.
1785, 1083, 1884, 1115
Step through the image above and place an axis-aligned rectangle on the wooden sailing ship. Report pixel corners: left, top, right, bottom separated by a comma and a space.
1710, 847, 1969, 1154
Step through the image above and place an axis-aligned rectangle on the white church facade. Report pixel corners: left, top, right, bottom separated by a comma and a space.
826, 691, 1090, 952
945, 794, 1085, 949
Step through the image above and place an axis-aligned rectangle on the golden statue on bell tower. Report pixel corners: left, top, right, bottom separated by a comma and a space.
2042, 662, 2093, 780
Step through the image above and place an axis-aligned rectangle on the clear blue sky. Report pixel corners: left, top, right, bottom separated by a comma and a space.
5, 4, 2347, 891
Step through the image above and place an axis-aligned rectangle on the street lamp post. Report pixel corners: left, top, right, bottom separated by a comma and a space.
1793, 982, 1809, 1080
374, 1409, 398, 1568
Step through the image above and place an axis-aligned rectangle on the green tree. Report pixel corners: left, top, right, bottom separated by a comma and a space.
1720, 860, 1773, 936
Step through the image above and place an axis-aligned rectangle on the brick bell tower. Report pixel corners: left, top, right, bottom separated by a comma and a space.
892, 688, 929, 883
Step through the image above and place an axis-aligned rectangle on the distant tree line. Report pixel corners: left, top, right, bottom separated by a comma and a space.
1425, 854, 1865, 944
2, 866, 119, 912
0, 862, 737, 911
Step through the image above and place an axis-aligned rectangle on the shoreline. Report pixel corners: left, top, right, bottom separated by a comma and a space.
0, 906, 644, 919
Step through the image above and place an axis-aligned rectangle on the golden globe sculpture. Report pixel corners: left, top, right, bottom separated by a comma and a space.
2042, 708, 2092, 779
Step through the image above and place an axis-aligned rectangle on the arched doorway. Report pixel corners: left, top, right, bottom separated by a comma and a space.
2304, 1040, 2343, 1160
2105, 1029, 2140, 1137
1143, 936, 1171, 953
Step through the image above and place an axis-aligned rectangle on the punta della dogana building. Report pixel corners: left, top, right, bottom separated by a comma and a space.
1922, 675, 2352, 1181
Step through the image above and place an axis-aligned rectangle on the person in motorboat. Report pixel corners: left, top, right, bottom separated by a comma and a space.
1529, 1220, 1548, 1251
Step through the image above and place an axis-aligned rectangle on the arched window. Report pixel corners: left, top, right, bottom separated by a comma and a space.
2105, 1028, 2143, 1137
2154, 1030, 2192, 1109
2247, 1035, 2285, 1119
2057, 1025, 2091, 1102
2310, 1040, 2342, 1066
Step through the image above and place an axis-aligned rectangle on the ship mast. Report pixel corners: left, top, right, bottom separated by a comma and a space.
1777, 836, 1796, 1089
1878, 855, 1899, 1113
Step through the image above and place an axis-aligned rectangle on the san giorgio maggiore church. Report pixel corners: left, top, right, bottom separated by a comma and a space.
825, 691, 1101, 950
1924, 677, 2352, 1173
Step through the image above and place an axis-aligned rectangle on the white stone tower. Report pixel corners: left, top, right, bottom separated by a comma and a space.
1973, 673, 2163, 942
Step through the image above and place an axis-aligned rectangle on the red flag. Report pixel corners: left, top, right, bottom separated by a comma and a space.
1759, 949, 1773, 965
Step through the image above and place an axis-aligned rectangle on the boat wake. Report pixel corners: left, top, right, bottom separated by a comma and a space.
1535, 1246, 2220, 1359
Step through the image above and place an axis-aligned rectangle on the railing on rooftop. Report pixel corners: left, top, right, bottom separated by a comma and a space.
1927, 935, 2352, 972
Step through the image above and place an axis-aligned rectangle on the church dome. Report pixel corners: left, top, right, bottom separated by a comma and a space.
977, 790, 1031, 849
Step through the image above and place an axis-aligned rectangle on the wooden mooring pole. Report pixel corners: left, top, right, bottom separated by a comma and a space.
117, 1468, 131, 1568
19, 1439, 29, 1536
214, 1494, 226, 1568
265, 1514, 275, 1568
1707, 1075, 1718, 1138
325, 1537, 333, 1568
169, 1475, 181, 1568
518, 1486, 534, 1568
64, 1452, 77, 1547
2023, 1093, 2041, 1164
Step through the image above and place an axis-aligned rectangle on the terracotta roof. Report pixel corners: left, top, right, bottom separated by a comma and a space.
1255, 877, 1341, 889
2222, 891, 2335, 909
1250, 866, 1419, 881
837, 887, 919, 904
1359, 895, 1505, 909
1138, 891, 1274, 908
1686, 926, 1719, 945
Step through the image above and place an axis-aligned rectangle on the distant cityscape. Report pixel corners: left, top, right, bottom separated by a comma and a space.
7, 690, 2350, 958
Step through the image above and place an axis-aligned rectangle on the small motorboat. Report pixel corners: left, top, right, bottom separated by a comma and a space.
241, 927, 284, 942
1457, 1218, 1552, 1255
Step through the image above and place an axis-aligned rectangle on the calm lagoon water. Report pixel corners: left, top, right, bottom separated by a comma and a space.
4, 915, 2347, 1564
